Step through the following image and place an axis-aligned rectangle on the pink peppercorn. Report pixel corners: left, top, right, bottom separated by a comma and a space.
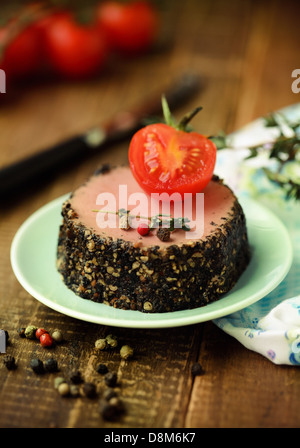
137, 223, 150, 236
35, 328, 48, 340
40, 333, 53, 347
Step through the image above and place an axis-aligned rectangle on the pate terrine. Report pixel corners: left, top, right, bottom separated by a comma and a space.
57, 165, 250, 313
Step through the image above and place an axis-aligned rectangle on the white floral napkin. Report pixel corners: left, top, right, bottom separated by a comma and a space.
213, 104, 300, 365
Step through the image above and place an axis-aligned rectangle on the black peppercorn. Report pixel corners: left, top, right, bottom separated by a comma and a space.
44, 358, 58, 373
3, 355, 17, 370
109, 396, 124, 414
191, 362, 204, 376
157, 227, 171, 242
83, 382, 97, 398
99, 399, 119, 421
17, 327, 26, 338
96, 363, 108, 374
30, 358, 44, 374
69, 369, 83, 384
104, 371, 118, 387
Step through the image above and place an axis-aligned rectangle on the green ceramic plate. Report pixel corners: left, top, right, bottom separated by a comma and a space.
10, 194, 292, 328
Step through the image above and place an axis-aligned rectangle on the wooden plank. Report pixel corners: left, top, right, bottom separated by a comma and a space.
0, 0, 299, 429
186, 323, 300, 428
0, 301, 203, 428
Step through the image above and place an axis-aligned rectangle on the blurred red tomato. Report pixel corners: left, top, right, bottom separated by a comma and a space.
34, 10, 72, 37
97, 1, 159, 54
42, 14, 108, 78
33, 10, 72, 70
0, 23, 41, 77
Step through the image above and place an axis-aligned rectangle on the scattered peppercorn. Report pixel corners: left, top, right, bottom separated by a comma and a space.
69, 384, 80, 397
104, 371, 118, 387
25, 325, 38, 339
157, 227, 171, 242
103, 388, 118, 401
95, 338, 107, 350
3, 354, 17, 370
17, 327, 26, 338
30, 358, 44, 374
109, 396, 124, 414
51, 329, 63, 343
83, 382, 97, 398
137, 222, 150, 236
35, 328, 48, 340
58, 382, 70, 397
120, 345, 134, 360
40, 333, 53, 348
54, 377, 67, 389
106, 334, 118, 348
99, 391, 124, 421
191, 362, 204, 376
44, 358, 58, 373
99, 399, 120, 421
69, 369, 83, 384
96, 363, 108, 375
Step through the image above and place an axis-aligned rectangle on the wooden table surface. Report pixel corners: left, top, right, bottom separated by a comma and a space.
0, 0, 299, 429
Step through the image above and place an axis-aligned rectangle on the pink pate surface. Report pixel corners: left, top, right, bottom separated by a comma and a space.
70, 166, 236, 247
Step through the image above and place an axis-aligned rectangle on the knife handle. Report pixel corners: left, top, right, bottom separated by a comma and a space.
0, 73, 201, 201
0, 132, 103, 199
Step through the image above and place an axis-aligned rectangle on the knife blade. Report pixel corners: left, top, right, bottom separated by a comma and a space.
0, 73, 202, 200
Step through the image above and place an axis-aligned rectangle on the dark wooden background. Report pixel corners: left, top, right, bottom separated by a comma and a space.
0, 0, 299, 428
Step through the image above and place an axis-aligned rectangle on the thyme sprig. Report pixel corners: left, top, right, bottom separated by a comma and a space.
262, 168, 300, 201
92, 208, 191, 232
209, 112, 300, 201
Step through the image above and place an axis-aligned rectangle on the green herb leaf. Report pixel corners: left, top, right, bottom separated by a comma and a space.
213, 112, 300, 201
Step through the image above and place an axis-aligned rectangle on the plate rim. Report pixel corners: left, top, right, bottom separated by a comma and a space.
10, 193, 293, 328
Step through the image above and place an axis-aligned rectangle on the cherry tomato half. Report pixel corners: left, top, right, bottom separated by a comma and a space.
97, 0, 159, 54
129, 123, 217, 198
42, 13, 108, 78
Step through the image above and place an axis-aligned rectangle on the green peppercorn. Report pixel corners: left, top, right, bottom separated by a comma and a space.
54, 377, 67, 389
95, 338, 107, 350
120, 345, 134, 360
25, 325, 38, 339
106, 334, 118, 348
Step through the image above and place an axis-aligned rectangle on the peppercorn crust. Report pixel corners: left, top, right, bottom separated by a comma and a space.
57, 168, 251, 313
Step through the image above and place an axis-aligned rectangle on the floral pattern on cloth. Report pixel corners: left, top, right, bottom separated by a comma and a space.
213, 103, 300, 365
